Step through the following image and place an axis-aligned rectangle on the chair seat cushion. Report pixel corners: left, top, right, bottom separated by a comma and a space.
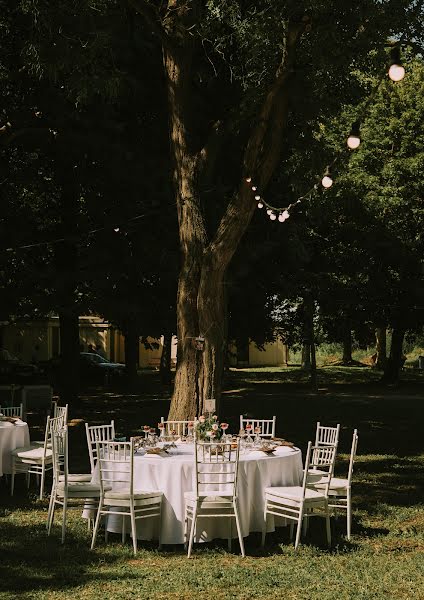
184, 491, 234, 504
264, 486, 326, 502
11, 446, 52, 460
59, 474, 92, 483
311, 477, 349, 491
104, 489, 162, 501
56, 481, 105, 497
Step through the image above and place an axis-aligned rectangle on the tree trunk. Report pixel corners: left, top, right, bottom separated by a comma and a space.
342, 325, 353, 364
382, 328, 406, 384
161, 8, 309, 419
124, 329, 139, 387
301, 344, 311, 370
159, 332, 172, 385
374, 327, 387, 369
58, 310, 80, 404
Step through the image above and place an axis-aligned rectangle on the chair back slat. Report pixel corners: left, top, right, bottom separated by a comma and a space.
0, 404, 23, 419
160, 417, 196, 437
315, 422, 340, 447
194, 440, 240, 499
86, 421, 116, 471
239, 416, 276, 438
347, 429, 359, 485
52, 402, 68, 424
96, 440, 134, 496
51, 426, 68, 484
304, 442, 335, 496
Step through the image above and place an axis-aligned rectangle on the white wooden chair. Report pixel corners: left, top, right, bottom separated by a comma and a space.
85, 421, 115, 472
309, 429, 359, 540
91, 440, 163, 555
239, 415, 276, 438
47, 427, 102, 543
262, 442, 335, 549
160, 417, 195, 437
315, 422, 340, 447
0, 404, 24, 419
10, 414, 66, 499
184, 439, 245, 558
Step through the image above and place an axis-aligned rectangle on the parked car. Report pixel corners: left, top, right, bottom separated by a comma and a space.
0, 348, 40, 383
79, 352, 125, 381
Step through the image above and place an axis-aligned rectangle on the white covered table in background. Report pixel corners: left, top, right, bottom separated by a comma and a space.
91, 443, 303, 544
0, 420, 30, 477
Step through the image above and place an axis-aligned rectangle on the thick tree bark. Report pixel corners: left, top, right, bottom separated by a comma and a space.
342, 325, 353, 364
374, 327, 387, 369
382, 328, 406, 384
301, 344, 311, 370
160, 4, 309, 419
124, 328, 140, 387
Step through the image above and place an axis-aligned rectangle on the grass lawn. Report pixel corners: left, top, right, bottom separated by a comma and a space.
1, 366, 423, 599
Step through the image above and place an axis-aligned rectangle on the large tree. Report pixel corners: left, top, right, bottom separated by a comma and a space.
126, 0, 419, 418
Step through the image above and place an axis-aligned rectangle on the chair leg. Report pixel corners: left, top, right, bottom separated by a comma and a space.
121, 513, 126, 543
261, 506, 268, 547
234, 503, 245, 558
325, 502, 332, 547
187, 504, 197, 558
91, 502, 103, 550
158, 501, 163, 550
47, 486, 56, 531
47, 498, 56, 535
302, 514, 309, 537
294, 507, 304, 550
40, 468, 46, 500
130, 504, 137, 556
61, 497, 68, 544
183, 507, 189, 551
346, 491, 352, 541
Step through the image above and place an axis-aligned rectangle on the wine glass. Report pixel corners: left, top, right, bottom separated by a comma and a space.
158, 423, 166, 439
245, 423, 253, 447
220, 422, 229, 442
254, 426, 262, 446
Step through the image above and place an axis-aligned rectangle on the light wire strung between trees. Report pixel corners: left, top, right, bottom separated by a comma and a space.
246, 42, 407, 224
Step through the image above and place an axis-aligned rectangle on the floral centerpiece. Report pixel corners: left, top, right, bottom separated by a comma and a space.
195, 414, 223, 441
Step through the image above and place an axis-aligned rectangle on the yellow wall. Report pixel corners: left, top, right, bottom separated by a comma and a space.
248, 339, 288, 366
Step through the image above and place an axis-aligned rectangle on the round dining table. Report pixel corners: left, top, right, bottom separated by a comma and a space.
96, 442, 303, 545
0, 420, 30, 477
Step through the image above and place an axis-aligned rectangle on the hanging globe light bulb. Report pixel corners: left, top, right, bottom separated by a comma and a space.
282, 210, 290, 220
246, 177, 252, 183
266, 208, 272, 215
254, 195, 261, 201
251, 186, 257, 191
388, 46, 405, 82
257, 201, 264, 208
278, 212, 285, 222
270, 212, 277, 221
347, 121, 361, 149
321, 167, 333, 188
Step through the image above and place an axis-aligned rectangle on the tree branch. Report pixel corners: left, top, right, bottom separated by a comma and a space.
126, 0, 172, 46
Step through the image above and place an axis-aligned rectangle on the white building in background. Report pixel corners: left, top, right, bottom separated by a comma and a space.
2, 317, 287, 369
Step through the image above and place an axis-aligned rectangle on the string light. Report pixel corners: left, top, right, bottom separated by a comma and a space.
245, 42, 407, 225
347, 121, 361, 149
388, 46, 405, 82
321, 167, 333, 189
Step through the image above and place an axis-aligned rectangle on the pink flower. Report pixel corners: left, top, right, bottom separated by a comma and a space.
188, 421, 194, 428
245, 423, 252, 430
212, 423, 219, 431
199, 415, 206, 423
171, 429, 177, 436
255, 426, 261, 433
206, 430, 214, 437
212, 415, 218, 421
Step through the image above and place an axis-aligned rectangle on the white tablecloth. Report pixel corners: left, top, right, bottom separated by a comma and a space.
0, 421, 30, 476
93, 444, 303, 544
